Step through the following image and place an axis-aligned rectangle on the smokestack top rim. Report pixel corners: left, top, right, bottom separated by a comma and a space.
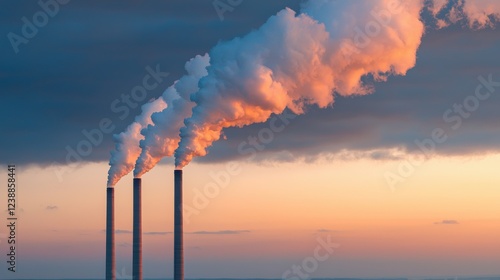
174, 169, 183, 174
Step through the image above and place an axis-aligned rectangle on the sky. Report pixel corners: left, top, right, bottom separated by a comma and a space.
0, 0, 500, 279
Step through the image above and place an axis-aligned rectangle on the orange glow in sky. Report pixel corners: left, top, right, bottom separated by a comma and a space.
2, 153, 499, 278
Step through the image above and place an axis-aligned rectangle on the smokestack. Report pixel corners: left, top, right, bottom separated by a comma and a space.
106, 187, 115, 280
133, 178, 143, 280
174, 170, 184, 280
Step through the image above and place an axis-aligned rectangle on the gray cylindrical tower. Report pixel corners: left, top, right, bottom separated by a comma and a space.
133, 178, 142, 280
174, 170, 184, 280
106, 187, 115, 280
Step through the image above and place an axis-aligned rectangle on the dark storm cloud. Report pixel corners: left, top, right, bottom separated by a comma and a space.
0, 0, 300, 165
1, 1, 499, 167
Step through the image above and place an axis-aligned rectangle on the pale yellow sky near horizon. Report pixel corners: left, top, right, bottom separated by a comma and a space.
1, 152, 499, 278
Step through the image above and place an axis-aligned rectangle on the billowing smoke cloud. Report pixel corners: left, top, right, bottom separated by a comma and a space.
108, 0, 500, 179
461, 0, 500, 28
430, 0, 500, 29
107, 98, 167, 187
133, 54, 210, 177
428, 0, 449, 28
107, 54, 209, 185
174, 0, 425, 168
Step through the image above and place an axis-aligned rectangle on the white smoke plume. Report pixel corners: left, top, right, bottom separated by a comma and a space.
430, 0, 500, 29
108, 0, 500, 178
133, 54, 210, 177
107, 98, 167, 186
107, 54, 209, 185
463, 0, 500, 28
173, 0, 425, 168
429, 0, 449, 28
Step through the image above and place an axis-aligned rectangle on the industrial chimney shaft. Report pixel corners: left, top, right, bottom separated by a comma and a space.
106, 187, 115, 280
133, 178, 143, 280
174, 170, 184, 280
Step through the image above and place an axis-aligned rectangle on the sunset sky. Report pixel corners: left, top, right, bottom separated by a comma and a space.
1, 0, 500, 279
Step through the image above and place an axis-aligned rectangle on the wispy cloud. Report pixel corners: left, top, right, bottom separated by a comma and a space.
101, 229, 171, 235
46, 205, 58, 211
116, 229, 133, 234
317, 229, 336, 233
118, 242, 131, 247
101, 229, 133, 234
434, 220, 459, 225
144, 231, 172, 235
190, 230, 251, 235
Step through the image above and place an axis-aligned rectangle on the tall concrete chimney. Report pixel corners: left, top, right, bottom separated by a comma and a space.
133, 178, 143, 280
174, 170, 184, 280
106, 187, 115, 280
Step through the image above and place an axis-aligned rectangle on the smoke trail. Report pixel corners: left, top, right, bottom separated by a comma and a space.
107, 98, 167, 187
107, 54, 209, 185
133, 54, 210, 177
173, 0, 425, 168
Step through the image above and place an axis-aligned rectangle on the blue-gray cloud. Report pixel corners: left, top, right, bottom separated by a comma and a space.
1, 1, 499, 168
0, 1, 300, 165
